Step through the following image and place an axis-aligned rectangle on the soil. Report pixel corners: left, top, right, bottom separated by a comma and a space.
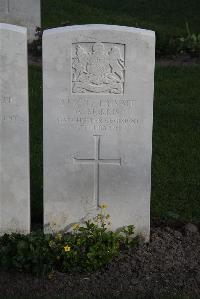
0, 225, 200, 299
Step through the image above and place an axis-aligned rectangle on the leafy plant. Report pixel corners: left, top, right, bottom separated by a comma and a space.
177, 23, 200, 57
0, 205, 137, 275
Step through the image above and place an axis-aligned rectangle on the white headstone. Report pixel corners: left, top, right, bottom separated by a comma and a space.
0, 23, 30, 234
0, 0, 41, 42
43, 24, 155, 241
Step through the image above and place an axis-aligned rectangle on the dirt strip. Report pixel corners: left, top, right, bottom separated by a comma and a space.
0, 225, 199, 299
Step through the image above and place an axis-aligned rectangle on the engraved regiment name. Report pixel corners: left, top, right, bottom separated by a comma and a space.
72, 42, 125, 94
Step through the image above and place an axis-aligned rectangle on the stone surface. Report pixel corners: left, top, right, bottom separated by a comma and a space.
0, 23, 30, 234
0, 0, 41, 41
43, 24, 155, 240
184, 223, 199, 234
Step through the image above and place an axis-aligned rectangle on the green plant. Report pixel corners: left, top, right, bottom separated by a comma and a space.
177, 23, 200, 57
0, 205, 137, 275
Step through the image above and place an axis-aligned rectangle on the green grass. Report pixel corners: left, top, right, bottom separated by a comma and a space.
29, 65, 43, 226
152, 66, 200, 222
42, 0, 200, 53
29, 65, 200, 225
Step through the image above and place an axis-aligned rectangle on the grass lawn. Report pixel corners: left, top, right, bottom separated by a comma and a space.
29, 65, 43, 225
42, 0, 200, 53
29, 65, 200, 225
152, 66, 200, 222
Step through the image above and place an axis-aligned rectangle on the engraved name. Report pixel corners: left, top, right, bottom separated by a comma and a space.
56, 97, 138, 131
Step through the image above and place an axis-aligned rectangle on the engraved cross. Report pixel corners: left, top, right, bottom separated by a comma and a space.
73, 135, 121, 207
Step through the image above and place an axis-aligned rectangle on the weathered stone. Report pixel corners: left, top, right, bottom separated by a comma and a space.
184, 223, 199, 234
43, 24, 155, 241
0, 23, 30, 234
0, 0, 41, 41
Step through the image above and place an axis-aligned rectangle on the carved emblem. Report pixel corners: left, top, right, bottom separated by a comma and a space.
72, 42, 125, 94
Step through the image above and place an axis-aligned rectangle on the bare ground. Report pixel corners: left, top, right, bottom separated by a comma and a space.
0, 224, 200, 299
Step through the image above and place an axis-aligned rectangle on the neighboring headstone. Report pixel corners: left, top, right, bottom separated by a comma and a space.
0, 23, 30, 234
43, 24, 155, 241
0, 0, 41, 42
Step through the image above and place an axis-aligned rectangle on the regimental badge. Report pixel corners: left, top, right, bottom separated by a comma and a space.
72, 42, 125, 94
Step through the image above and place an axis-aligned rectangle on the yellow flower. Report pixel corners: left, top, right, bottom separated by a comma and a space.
72, 223, 80, 230
64, 245, 71, 252
55, 233, 62, 241
99, 203, 107, 209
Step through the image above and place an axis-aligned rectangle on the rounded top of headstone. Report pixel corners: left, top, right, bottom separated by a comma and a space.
0, 23, 27, 33
43, 24, 155, 38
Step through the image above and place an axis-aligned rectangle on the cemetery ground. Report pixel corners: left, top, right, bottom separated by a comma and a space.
0, 1, 200, 298
0, 65, 199, 298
